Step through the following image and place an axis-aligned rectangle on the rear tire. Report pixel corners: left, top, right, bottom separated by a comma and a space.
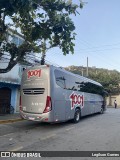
73, 109, 81, 123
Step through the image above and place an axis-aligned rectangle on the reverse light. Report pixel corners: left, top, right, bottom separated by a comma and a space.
43, 96, 52, 113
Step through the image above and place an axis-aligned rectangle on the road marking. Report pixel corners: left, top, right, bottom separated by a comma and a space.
40, 134, 56, 140
10, 146, 23, 151
65, 127, 75, 131
0, 133, 14, 138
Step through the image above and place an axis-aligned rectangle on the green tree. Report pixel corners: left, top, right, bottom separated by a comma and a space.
86, 68, 120, 96
0, 0, 84, 73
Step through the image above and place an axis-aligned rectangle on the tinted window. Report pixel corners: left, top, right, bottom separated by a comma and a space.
69, 79, 82, 91
55, 70, 104, 95
80, 81, 104, 95
55, 70, 66, 89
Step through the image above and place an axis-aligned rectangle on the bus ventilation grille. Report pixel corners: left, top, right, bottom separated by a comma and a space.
23, 88, 45, 95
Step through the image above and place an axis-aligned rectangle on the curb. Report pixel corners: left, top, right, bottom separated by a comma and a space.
0, 118, 24, 124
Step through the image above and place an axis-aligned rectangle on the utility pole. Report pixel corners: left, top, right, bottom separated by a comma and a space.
86, 57, 89, 77
82, 67, 83, 76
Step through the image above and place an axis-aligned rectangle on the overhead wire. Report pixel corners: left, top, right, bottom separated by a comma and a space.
76, 38, 120, 70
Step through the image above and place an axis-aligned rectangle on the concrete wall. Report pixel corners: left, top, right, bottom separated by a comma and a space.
106, 94, 120, 107
0, 63, 23, 84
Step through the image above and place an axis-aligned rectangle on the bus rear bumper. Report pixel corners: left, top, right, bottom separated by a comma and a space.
20, 111, 53, 122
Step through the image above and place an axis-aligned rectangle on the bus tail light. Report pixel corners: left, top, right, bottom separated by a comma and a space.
43, 96, 52, 113
19, 95, 22, 111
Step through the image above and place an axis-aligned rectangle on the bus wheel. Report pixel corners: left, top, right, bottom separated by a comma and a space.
73, 109, 81, 123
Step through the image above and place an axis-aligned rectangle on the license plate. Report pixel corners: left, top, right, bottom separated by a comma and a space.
28, 117, 35, 120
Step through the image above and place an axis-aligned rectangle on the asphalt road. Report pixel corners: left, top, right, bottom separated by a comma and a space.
0, 108, 120, 160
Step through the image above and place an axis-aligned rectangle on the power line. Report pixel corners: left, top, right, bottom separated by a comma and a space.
75, 38, 120, 70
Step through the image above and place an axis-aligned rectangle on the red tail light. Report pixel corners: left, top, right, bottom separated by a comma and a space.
19, 95, 22, 111
43, 96, 52, 113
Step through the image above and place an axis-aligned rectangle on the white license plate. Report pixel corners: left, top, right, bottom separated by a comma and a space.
28, 117, 35, 120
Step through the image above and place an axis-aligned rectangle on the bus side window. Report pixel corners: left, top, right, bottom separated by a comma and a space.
55, 70, 66, 89
80, 81, 104, 95
56, 77, 66, 89
69, 80, 79, 91
68, 77, 83, 91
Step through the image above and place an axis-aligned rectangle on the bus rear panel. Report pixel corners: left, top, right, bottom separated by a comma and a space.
20, 65, 53, 122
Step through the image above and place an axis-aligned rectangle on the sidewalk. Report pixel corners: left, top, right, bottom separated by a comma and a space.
0, 113, 24, 124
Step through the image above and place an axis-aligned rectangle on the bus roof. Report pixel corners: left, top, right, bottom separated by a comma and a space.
30, 65, 102, 87
55, 66, 102, 87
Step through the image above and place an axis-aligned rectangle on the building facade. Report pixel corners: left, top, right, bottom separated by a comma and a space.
106, 94, 120, 108
0, 63, 25, 114
0, 29, 37, 114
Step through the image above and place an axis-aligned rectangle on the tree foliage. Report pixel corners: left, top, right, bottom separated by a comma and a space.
89, 69, 120, 95
0, 0, 83, 73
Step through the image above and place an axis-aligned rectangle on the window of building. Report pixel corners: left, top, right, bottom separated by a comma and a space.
11, 35, 24, 46
19, 38, 24, 46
